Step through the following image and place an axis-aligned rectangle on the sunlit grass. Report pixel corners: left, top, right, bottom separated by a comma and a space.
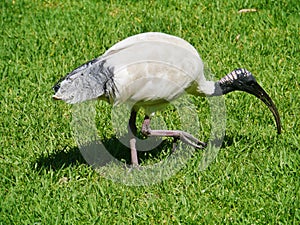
1, 0, 299, 224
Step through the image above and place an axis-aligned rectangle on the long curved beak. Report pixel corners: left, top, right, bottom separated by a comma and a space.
242, 82, 281, 134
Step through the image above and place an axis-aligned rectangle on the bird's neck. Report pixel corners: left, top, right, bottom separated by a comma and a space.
210, 71, 246, 96
196, 79, 234, 97
210, 81, 234, 96
211, 68, 256, 96
197, 80, 218, 96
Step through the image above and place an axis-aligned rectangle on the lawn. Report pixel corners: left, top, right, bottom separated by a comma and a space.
1, 0, 299, 224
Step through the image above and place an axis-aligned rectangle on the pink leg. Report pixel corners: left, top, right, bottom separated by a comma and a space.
128, 113, 206, 166
141, 116, 206, 149
128, 111, 138, 166
129, 138, 138, 166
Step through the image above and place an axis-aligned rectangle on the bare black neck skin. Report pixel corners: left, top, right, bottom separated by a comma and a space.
211, 68, 257, 96
210, 68, 282, 134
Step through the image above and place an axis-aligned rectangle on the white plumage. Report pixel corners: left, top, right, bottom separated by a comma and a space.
55, 33, 215, 112
53, 32, 281, 165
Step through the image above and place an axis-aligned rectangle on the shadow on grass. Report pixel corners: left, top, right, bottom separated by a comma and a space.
34, 135, 174, 172
221, 135, 236, 148
34, 146, 86, 171
34, 132, 239, 172
221, 133, 260, 149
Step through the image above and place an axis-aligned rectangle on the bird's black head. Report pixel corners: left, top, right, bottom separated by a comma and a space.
218, 68, 257, 94
214, 68, 281, 134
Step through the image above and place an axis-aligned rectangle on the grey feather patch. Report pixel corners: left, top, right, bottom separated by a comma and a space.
94, 60, 118, 100
53, 59, 118, 104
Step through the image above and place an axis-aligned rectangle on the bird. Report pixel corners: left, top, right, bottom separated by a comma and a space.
53, 32, 281, 166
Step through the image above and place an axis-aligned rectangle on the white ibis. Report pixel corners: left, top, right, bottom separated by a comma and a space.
53, 32, 281, 166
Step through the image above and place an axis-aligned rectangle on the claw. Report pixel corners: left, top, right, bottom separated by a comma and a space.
179, 131, 207, 149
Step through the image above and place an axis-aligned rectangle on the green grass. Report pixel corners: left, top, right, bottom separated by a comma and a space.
1, 0, 299, 224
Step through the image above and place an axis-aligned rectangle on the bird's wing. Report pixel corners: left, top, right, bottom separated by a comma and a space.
100, 32, 205, 107
103, 32, 200, 58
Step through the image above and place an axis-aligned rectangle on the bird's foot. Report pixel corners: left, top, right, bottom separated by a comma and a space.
178, 130, 207, 149
141, 115, 206, 149
141, 116, 207, 151
150, 129, 206, 149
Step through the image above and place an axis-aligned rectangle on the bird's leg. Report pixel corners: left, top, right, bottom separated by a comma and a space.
128, 110, 139, 166
141, 116, 207, 149
172, 137, 180, 153
141, 115, 151, 135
